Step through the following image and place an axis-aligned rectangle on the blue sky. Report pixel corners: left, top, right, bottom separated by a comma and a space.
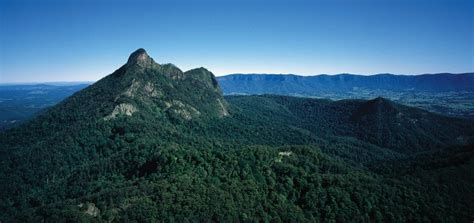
0, 0, 472, 82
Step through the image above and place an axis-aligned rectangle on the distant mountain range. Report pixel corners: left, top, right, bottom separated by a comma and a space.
217, 73, 474, 95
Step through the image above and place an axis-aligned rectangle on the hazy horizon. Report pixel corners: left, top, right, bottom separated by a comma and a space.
1, 71, 473, 85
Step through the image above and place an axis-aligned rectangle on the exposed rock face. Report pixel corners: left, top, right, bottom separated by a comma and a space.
276, 151, 292, 162
104, 103, 138, 120
84, 203, 100, 217
120, 79, 162, 99
143, 81, 162, 97
163, 100, 201, 120
123, 79, 141, 98
78, 202, 100, 217
217, 98, 229, 117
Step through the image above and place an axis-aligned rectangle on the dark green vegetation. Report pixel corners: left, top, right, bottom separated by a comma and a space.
0, 84, 89, 130
218, 73, 474, 119
1, 49, 473, 222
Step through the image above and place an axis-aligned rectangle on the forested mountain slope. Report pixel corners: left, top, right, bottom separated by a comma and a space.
0, 49, 473, 222
224, 95, 472, 152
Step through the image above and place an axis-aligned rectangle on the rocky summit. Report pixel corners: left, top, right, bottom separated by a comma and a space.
75, 48, 229, 122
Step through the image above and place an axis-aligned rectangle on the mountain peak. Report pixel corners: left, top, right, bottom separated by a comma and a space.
351, 97, 398, 121
99, 49, 228, 120
127, 48, 156, 66
362, 97, 396, 112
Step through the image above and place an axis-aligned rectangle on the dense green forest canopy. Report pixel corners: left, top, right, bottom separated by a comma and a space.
1, 49, 473, 222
